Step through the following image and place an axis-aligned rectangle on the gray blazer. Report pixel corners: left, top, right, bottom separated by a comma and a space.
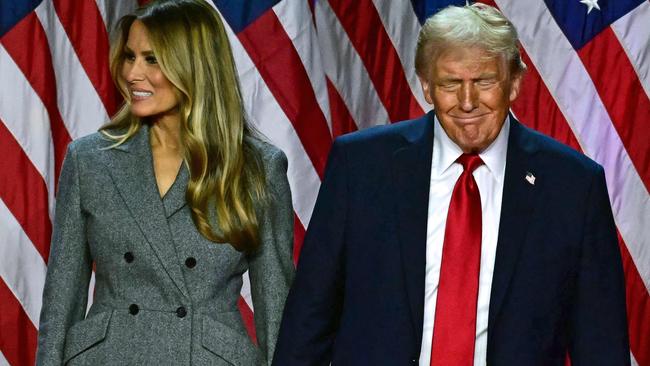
36, 125, 294, 365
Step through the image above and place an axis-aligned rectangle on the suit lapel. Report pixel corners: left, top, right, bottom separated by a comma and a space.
104, 125, 189, 298
488, 119, 540, 331
392, 112, 435, 343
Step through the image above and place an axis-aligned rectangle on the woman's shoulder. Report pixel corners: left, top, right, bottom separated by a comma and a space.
67, 131, 115, 155
246, 136, 287, 166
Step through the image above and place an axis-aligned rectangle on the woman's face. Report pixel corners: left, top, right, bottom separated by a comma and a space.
121, 20, 180, 122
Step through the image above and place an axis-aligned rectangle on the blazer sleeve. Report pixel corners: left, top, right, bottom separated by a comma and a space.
272, 139, 348, 366
248, 148, 295, 365
36, 142, 93, 365
568, 166, 630, 365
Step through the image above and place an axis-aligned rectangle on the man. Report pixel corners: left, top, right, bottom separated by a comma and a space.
273, 4, 629, 365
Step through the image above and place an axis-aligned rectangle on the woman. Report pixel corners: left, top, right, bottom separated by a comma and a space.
36, 1, 294, 365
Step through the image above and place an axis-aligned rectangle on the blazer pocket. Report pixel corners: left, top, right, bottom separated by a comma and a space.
63, 311, 112, 364
201, 314, 261, 365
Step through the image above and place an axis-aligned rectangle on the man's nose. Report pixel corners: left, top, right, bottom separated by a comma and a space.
458, 82, 478, 112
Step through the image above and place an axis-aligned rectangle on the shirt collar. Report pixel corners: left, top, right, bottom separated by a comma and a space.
431, 114, 509, 183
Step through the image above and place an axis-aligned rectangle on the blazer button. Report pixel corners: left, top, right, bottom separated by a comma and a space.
176, 306, 187, 318
129, 304, 139, 315
124, 252, 134, 263
185, 257, 197, 268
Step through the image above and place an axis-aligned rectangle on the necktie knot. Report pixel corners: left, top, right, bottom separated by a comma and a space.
457, 153, 484, 173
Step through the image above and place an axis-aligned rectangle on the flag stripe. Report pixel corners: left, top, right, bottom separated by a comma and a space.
94, 0, 139, 41
34, 1, 110, 140
0, 121, 52, 262
511, 50, 582, 152
237, 296, 257, 343
0, 43, 56, 217
220, 13, 321, 227
326, 78, 358, 138
0, 278, 38, 366
611, 1, 650, 102
52, 0, 120, 117
0, 12, 72, 187
370, 0, 430, 112
237, 10, 332, 177
620, 235, 650, 366
328, 0, 424, 121
577, 28, 650, 193
314, 0, 390, 129
292, 213, 307, 265
496, 0, 650, 294
273, 0, 332, 132
0, 196, 48, 328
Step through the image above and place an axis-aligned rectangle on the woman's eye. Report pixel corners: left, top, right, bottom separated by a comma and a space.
124, 53, 135, 61
145, 56, 158, 64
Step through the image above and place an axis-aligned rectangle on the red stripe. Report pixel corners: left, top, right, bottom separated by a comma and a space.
327, 78, 358, 138
619, 234, 650, 366
0, 12, 72, 189
238, 10, 332, 177
476, 0, 582, 152
328, 0, 424, 122
0, 120, 52, 262
577, 28, 650, 193
293, 213, 306, 266
0, 278, 38, 366
511, 50, 582, 151
52, 0, 121, 117
237, 296, 257, 344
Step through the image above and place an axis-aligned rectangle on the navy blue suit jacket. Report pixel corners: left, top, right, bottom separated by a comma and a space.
273, 112, 629, 365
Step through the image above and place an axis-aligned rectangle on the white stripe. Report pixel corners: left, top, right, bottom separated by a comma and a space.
0, 200, 47, 327
35, 0, 110, 140
241, 271, 253, 310
0, 45, 56, 219
94, 0, 138, 38
496, 0, 650, 293
371, 0, 431, 112
631, 352, 639, 366
315, 0, 391, 129
217, 8, 321, 228
86, 271, 96, 315
0, 352, 9, 366
611, 1, 650, 101
274, 0, 333, 134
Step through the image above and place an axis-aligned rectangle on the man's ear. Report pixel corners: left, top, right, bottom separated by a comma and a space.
509, 72, 523, 102
418, 76, 434, 105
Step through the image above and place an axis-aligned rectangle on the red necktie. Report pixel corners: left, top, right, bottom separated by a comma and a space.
430, 153, 484, 366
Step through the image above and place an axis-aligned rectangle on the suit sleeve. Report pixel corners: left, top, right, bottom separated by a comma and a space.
568, 166, 630, 365
248, 148, 295, 366
272, 139, 348, 366
36, 142, 93, 365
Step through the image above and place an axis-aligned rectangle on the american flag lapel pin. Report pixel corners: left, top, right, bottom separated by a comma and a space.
525, 172, 536, 185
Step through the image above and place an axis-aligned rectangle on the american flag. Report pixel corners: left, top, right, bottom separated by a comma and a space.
0, 0, 648, 365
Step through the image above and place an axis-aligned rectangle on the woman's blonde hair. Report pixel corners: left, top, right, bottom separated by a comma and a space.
415, 3, 527, 78
103, 0, 267, 253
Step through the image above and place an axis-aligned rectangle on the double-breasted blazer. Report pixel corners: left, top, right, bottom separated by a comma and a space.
36, 124, 294, 365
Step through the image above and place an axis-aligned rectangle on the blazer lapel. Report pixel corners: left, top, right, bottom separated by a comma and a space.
104, 125, 189, 298
162, 163, 188, 218
488, 119, 541, 331
392, 112, 435, 343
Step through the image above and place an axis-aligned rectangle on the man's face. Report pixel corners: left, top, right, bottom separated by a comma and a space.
420, 46, 522, 153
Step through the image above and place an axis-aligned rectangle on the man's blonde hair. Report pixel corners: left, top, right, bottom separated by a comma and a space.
415, 3, 526, 78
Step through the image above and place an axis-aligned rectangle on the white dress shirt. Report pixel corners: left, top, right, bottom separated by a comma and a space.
418, 116, 509, 366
